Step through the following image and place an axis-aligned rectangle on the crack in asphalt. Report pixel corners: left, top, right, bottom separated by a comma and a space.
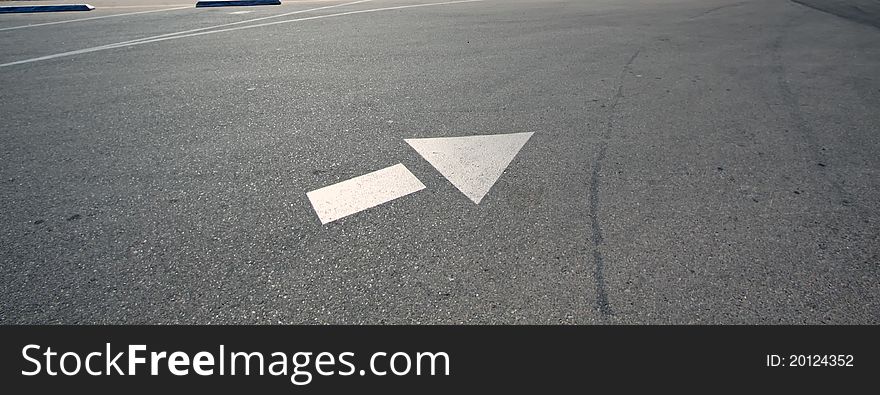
589, 48, 641, 319
770, 12, 864, 214
790, 0, 880, 30
689, 0, 751, 19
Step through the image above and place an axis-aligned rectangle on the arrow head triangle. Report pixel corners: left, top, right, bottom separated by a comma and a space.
405, 132, 534, 204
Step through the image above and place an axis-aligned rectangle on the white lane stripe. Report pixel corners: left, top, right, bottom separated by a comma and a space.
95, 0, 357, 7
0, 0, 483, 68
0, 6, 193, 32
82, 0, 371, 48
88, 4, 192, 8
229, 10, 254, 14
307, 164, 426, 224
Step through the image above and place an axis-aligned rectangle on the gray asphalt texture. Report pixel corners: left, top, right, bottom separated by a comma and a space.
1, 0, 878, 324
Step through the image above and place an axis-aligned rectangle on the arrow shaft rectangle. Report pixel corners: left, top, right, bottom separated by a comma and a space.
306, 164, 425, 224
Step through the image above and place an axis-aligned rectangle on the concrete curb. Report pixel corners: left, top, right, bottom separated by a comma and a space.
0, 4, 95, 13
195, 0, 281, 8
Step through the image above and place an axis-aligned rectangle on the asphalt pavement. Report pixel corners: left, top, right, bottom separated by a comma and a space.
1, 0, 878, 324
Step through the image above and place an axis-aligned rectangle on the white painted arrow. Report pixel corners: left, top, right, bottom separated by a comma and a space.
405, 132, 534, 204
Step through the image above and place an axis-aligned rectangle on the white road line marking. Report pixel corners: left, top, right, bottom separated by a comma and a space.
405, 132, 534, 204
0, 6, 193, 32
307, 164, 425, 224
133, 0, 379, 9
16, 0, 369, 55
87, 4, 193, 9
0, 0, 484, 68
229, 10, 255, 14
